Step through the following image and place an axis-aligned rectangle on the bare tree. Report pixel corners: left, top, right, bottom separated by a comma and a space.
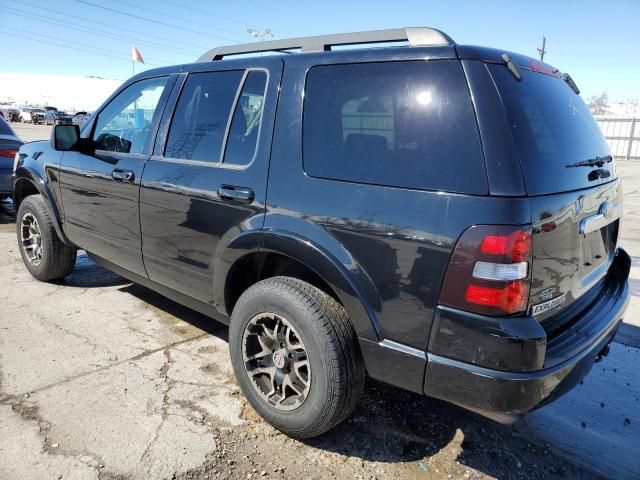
626, 98, 639, 117
587, 91, 610, 116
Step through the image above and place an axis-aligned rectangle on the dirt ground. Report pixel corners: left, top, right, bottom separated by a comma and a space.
1, 124, 638, 480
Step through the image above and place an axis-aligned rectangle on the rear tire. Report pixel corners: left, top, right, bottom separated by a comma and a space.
16, 195, 77, 281
229, 276, 365, 438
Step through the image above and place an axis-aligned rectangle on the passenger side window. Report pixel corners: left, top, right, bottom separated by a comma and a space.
303, 61, 487, 194
165, 70, 243, 162
223, 71, 267, 166
93, 76, 168, 154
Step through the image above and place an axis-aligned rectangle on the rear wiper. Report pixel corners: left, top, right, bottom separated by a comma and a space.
562, 73, 580, 94
501, 53, 522, 81
565, 155, 612, 168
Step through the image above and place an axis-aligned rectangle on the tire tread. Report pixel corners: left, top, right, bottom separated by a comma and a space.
232, 276, 365, 438
17, 194, 76, 281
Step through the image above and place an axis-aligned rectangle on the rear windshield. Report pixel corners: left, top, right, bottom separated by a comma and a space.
303, 61, 487, 194
489, 65, 615, 195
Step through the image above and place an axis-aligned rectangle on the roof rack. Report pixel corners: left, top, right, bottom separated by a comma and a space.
197, 27, 455, 62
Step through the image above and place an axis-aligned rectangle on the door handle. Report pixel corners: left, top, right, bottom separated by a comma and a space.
218, 185, 254, 204
112, 169, 135, 183
579, 202, 622, 235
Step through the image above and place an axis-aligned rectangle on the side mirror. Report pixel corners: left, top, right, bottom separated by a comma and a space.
51, 124, 81, 151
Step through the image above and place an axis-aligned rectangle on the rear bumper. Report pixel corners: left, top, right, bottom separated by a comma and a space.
423, 248, 630, 422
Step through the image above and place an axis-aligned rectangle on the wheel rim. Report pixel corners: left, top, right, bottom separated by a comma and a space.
242, 313, 311, 411
20, 213, 43, 266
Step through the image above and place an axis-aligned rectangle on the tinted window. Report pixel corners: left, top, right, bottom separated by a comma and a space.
165, 70, 243, 162
93, 76, 168, 154
488, 65, 614, 195
223, 71, 267, 166
303, 61, 486, 194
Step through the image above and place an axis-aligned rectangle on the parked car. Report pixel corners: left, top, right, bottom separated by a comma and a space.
18, 108, 32, 123
0, 106, 20, 122
106, 111, 135, 130
19, 107, 45, 124
72, 111, 92, 126
45, 110, 72, 125
12, 28, 630, 439
0, 116, 23, 199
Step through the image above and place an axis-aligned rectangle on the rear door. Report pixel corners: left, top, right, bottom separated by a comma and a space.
139, 58, 282, 304
487, 63, 621, 324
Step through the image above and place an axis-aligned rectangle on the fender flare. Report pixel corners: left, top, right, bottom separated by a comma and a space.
212, 229, 383, 343
13, 168, 71, 245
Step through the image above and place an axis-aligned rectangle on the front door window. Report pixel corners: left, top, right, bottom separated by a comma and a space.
92, 76, 169, 154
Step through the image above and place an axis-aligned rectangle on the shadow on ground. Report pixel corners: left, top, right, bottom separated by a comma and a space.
56, 253, 130, 288
0, 201, 15, 225
43, 255, 600, 479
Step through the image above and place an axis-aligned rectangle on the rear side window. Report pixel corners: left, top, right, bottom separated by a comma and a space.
303, 61, 487, 194
488, 65, 614, 195
223, 70, 268, 166
165, 70, 243, 162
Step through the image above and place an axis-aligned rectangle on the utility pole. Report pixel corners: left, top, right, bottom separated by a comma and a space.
537, 36, 547, 61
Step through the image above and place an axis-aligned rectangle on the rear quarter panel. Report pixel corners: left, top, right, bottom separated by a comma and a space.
267, 52, 532, 350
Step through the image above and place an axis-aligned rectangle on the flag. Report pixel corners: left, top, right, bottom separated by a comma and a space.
131, 46, 145, 64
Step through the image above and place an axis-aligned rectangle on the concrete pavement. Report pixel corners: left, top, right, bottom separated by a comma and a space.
1, 123, 639, 479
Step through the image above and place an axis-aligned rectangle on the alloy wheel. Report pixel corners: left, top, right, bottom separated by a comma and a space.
242, 313, 311, 411
21, 213, 43, 266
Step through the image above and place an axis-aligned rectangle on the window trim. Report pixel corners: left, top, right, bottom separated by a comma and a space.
220, 68, 269, 169
159, 67, 270, 170
90, 75, 171, 157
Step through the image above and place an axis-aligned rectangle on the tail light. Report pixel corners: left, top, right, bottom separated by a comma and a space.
0, 148, 18, 158
439, 225, 532, 316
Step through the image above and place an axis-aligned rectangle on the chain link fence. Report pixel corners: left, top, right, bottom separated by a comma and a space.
595, 117, 639, 160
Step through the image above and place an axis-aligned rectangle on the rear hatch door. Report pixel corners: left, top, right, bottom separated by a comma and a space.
487, 62, 621, 327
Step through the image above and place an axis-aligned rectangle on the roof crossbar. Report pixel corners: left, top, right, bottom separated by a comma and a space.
197, 27, 455, 62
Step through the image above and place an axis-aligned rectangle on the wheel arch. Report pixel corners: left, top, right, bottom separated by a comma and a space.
214, 229, 383, 344
13, 170, 70, 245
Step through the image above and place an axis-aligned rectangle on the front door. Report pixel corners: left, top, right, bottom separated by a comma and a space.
139, 59, 282, 304
59, 75, 173, 276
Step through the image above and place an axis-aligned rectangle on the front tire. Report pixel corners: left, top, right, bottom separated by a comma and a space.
16, 195, 77, 281
229, 276, 365, 438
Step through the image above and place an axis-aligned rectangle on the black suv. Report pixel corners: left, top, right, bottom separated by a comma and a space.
13, 28, 630, 438
45, 109, 73, 126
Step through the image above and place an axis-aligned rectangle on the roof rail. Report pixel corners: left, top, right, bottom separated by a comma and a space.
197, 27, 454, 62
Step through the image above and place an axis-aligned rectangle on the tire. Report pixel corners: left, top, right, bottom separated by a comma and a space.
229, 276, 365, 438
16, 194, 77, 281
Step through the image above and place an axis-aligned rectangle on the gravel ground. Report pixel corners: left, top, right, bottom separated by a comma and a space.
1, 123, 638, 480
